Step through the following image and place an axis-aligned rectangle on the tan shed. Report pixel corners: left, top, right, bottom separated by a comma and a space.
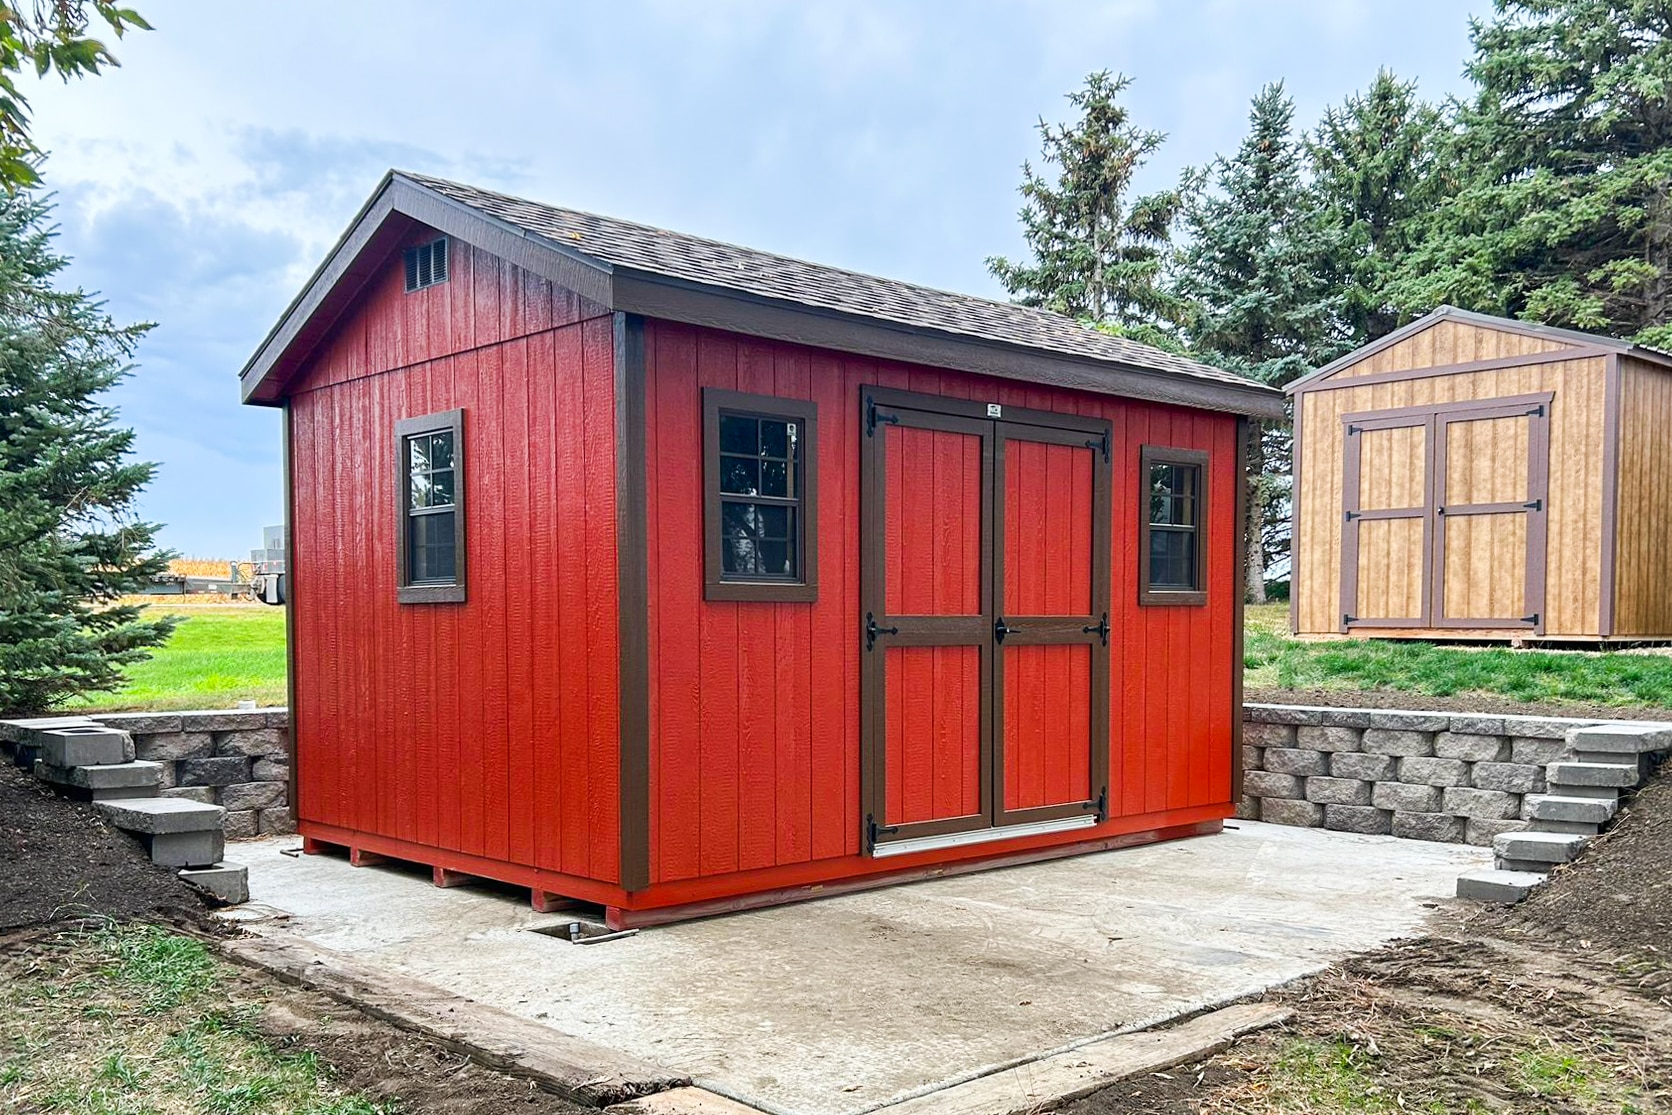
1288, 306, 1672, 641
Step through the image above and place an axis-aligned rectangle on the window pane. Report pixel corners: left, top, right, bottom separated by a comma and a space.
721, 455, 759, 495
430, 468, 455, 507
761, 459, 788, 497
760, 419, 789, 460
720, 415, 757, 456
410, 510, 456, 583
1149, 528, 1196, 590
758, 541, 793, 577
756, 504, 790, 538
430, 431, 454, 470
411, 474, 432, 509
1148, 463, 1199, 526
409, 435, 431, 473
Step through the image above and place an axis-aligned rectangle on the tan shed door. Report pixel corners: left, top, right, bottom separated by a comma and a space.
1339, 394, 1550, 634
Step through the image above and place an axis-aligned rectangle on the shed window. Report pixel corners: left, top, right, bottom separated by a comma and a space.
396, 409, 466, 603
404, 237, 449, 292
703, 389, 818, 602
1139, 445, 1208, 606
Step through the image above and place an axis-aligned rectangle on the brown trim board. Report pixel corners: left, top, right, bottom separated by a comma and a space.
1232, 417, 1248, 802
394, 408, 467, 605
700, 387, 819, 603
1137, 444, 1210, 607
615, 313, 651, 893
1293, 346, 1608, 396
282, 402, 299, 822
1288, 398, 1301, 635
1599, 352, 1621, 637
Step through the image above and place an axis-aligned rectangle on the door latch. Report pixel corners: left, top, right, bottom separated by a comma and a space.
865, 611, 898, 651
994, 616, 1022, 643
1082, 612, 1110, 646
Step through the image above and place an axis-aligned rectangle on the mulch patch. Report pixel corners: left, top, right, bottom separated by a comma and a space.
1248, 684, 1672, 722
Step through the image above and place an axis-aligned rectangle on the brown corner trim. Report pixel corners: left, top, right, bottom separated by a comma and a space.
1232, 417, 1248, 802
1287, 398, 1301, 635
1292, 346, 1607, 396
615, 312, 652, 893
1599, 352, 1622, 637
282, 402, 299, 821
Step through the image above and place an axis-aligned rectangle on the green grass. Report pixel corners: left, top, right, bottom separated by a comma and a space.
70, 605, 287, 712
0, 923, 391, 1115
1244, 602, 1672, 708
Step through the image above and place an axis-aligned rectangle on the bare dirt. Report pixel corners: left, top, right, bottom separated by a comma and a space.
1064, 760, 1672, 1114
1248, 684, 1672, 722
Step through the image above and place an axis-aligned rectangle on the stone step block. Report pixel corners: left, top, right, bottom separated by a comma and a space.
144, 830, 224, 869
1494, 829, 1588, 864
1496, 855, 1557, 873
35, 759, 162, 792
1529, 818, 1599, 836
1567, 724, 1672, 754
0, 715, 98, 743
1525, 794, 1618, 825
1456, 868, 1545, 903
178, 862, 248, 904
97, 797, 225, 835
1547, 762, 1640, 789
34, 726, 132, 768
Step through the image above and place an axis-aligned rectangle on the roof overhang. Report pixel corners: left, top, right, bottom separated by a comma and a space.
242, 173, 1285, 419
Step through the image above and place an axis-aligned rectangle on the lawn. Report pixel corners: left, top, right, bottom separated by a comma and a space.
1244, 601, 1672, 708
72, 604, 287, 712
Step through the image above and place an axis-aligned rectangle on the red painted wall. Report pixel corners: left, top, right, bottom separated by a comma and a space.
287, 229, 623, 886
642, 320, 1238, 889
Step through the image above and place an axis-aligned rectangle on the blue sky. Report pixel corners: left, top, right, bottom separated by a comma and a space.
29, 0, 1480, 557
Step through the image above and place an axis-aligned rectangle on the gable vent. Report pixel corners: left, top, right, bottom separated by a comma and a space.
403, 237, 449, 292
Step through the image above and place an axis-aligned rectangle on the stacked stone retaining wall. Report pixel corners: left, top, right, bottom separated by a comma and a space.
1239, 704, 1616, 845
84, 709, 291, 839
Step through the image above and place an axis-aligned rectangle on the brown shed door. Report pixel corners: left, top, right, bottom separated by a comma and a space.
861, 388, 1111, 853
1340, 395, 1550, 634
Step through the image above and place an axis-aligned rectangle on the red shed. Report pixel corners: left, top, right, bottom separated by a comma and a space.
240, 172, 1283, 927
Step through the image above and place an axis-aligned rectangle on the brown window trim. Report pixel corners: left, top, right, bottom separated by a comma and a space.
703, 388, 818, 602
395, 408, 466, 604
1138, 444, 1209, 607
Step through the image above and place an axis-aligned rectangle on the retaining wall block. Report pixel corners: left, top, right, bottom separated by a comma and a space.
1502, 716, 1591, 740
1259, 798, 1325, 827
1244, 722, 1298, 748
1362, 729, 1436, 757
179, 710, 269, 732
1242, 746, 1264, 773
1319, 708, 1373, 728
1466, 817, 1528, 846
161, 786, 215, 804
91, 713, 183, 735
257, 806, 297, 835
1247, 705, 1324, 725
1245, 770, 1305, 798
1365, 711, 1450, 732
1296, 726, 1364, 753
134, 732, 215, 763
1569, 724, 1672, 753
220, 781, 286, 811
1235, 797, 1260, 821
221, 809, 258, 840
1323, 804, 1393, 834
1397, 756, 1471, 787
263, 709, 290, 729
1392, 811, 1467, 842
214, 728, 287, 758
1330, 752, 1397, 781
1262, 748, 1330, 777
1305, 776, 1373, 806
1441, 786, 1521, 820
1449, 716, 1506, 737
1471, 761, 1545, 794
179, 756, 252, 788
250, 757, 289, 782
1434, 732, 1511, 762
1371, 781, 1444, 813
1510, 737, 1570, 765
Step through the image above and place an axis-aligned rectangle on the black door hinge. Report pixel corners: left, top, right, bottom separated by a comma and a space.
1522, 612, 1540, 625
1344, 509, 1360, 522
994, 616, 1022, 643
865, 611, 898, 651
867, 813, 899, 847
1084, 430, 1110, 463
1343, 613, 1356, 626
1347, 424, 1362, 435
866, 397, 899, 437
1082, 612, 1110, 646
1527, 404, 1545, 417
1086, 785, 1108, 821
1523, 499, 1542, 511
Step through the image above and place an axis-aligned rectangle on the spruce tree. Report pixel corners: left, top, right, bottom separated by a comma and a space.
1173, 83, 1345, 602
1393, 0, 1672, 344
0, 186, 174, 714
1309, 71, 1453, 346
988, 71, 1186, 339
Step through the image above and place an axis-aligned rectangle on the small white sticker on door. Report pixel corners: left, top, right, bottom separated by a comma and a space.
986, 403, 1002, 418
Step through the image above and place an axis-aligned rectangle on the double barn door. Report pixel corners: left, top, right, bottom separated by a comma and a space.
1341, 393, 1551, 634
860, 387, 1111, 856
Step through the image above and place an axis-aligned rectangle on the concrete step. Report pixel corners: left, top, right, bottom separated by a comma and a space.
1528, 818, 1599, 836
145, 830, 225, 869
96, 797, 224, 835
1494, 829, 1588, 864
1568, 724, 1672, 755
178, 862, 248, 904
1457, 868, 1546, 903
33, 726, 132, 768
1525, 794, 1618, 825
1546, 762, 1640, 789
1573, 750, 1647, 768
1497, 856, 1561, 873
35, 759, 162, 801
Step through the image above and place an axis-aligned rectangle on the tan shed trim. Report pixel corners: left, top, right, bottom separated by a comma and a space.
1599, 353, 1621, 637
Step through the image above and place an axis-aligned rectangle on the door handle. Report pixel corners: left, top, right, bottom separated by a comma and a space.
994, 616, 1022, 643
865, 611, 898, 651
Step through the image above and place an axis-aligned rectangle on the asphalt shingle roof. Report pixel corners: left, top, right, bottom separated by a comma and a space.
402, 171, 1264, 394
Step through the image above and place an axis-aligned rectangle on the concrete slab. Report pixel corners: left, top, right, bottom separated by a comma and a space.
239, 822, 1486, 1115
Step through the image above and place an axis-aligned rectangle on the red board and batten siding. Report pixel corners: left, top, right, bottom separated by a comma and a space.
288, 232, 623, 891
641, 319, 1238, 893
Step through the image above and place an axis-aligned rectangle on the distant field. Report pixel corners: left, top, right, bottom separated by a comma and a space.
70, 604, 287, 712
1244, 601, 1672, 707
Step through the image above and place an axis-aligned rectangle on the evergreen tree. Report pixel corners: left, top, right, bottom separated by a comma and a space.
0, 186, 174, 714
1392, 0, 1672, 344
1308, 71, 1454, 346
988, 71, 1186, 337
1173, 83, 1345, 602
